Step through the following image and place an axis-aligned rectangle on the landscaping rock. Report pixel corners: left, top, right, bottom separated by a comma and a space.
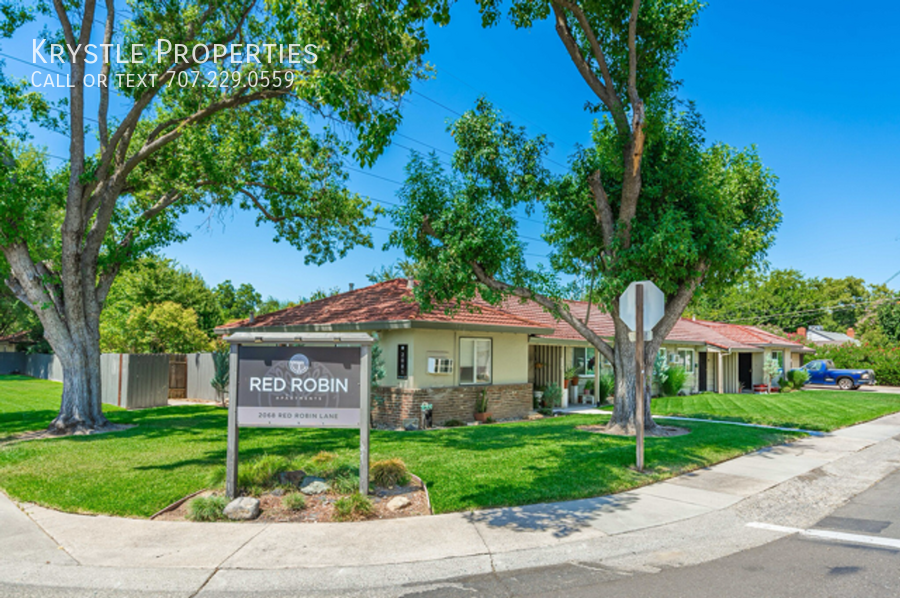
386, 496, 411, 511
278, 469, 307, 487
300, 476, 329, 495
270, 488, 285, 497
223, 497, 260, 520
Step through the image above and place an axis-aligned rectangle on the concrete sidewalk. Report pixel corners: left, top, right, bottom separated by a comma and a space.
3, 413, 900, 596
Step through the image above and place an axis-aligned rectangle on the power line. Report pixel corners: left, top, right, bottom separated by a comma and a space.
723, 297, 891, 324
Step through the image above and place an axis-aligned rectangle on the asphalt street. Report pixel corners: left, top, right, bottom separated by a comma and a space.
400, 468, 900, 598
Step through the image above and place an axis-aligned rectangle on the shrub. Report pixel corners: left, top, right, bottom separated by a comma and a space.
443, 419, 465, 427
282, 493, 306, 511
333, 492, 374, 521
241, 454, 290, 490
187, 495, 227, 522
596, 372, 615, 402
543, 382, 562, 408
661, 365, 687, 397
537, 407, 553, 416
787, 368, 809, 390
371, 458, 411, 488
484, 417, 495, 424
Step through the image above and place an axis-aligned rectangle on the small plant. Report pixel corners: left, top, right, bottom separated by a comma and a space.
371, 458, 411, 488
763, 356, 782, 393
596, 372, 615, 403
282, 492, 307, 511
653, 352, 668, 391
484, 416, 495, 424
661, 365, 687, 397
475, 389, 490, 414
187, 495, 227, 522
210, 349, 230, 407
537, 407, 553, 416
564, 366, 580, 383
543, 382, 562, 408
333, 492, 375, 521
443, 419, 465, 427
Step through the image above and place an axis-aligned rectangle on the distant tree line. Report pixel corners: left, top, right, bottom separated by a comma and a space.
687, 268, 900, 345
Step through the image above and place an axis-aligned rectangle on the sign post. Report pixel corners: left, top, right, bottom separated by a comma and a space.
223, 332, 374, 499
619, 281, 665, 472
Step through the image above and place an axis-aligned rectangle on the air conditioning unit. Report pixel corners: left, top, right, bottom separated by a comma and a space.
427, 357, 453, 374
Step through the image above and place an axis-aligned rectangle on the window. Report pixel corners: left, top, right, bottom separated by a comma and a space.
459, 338, 491, 385
668, 348, 694, 373
573, 347, 596, 375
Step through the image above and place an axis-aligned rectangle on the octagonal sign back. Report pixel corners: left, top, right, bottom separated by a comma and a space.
619, 281, 665, 333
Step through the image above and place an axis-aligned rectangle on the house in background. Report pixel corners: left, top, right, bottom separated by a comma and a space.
217, 280, 813, 427
799, 325, 860, 346
0, 331, 31, 353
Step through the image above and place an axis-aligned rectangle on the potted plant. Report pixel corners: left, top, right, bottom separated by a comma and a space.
542, 382, 562, 413
474, 389, 491, 422
565, 366, 580, 387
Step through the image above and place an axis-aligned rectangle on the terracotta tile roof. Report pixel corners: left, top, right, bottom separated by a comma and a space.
499, 297, 808, 351
217, 279, 809, 352
216, 279, 550, 332
0, 331, 30, 344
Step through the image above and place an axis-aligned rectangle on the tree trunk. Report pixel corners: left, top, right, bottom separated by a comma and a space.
606, 324, 659, 435
52, 335, 108, 433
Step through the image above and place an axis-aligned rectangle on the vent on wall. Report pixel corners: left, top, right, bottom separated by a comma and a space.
427, 357, 453, 375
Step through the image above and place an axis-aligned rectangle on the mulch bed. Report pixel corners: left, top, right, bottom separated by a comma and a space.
153, 478, 431, 523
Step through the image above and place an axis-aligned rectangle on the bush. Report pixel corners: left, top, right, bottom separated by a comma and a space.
443, 419, 465, 427
788, 368, 809, 390
537, 407, 553, 416
283, 493, 306, 511
333, 492, 374, 521
595, 372, 615, 402
187, 495, 227, 522
813, 343, 900, 386
206, 454, 290, 492
661, 365, 687, 397
371, 458, 411, 488
543, 382, 562, 408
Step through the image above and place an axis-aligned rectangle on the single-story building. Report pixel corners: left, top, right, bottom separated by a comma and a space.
217, 279, 813, 427
799, 325, 860, 346
0, 331, 31, 353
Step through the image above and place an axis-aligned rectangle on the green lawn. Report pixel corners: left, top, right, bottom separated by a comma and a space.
649, 390, 900, 432
0, 375, 806, 518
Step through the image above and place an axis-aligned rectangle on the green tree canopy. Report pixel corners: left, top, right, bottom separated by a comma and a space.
1, 0, 448, 432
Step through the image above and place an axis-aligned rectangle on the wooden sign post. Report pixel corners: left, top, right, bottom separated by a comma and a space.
635, 283, 645, 471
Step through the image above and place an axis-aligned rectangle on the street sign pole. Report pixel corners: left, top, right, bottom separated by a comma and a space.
635, 284, 645, 472
359, 344, 371, 495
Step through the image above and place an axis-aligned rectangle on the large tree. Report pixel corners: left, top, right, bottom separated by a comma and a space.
389, 0, 781, 433
0, 0, 447, 433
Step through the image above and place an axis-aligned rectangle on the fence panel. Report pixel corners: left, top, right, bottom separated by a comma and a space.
124, 354, 170, 409
24, 354, 63, 382
0, 353, 26, 375
186, 352, 220, 401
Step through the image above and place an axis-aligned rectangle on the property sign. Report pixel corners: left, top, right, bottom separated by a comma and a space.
237, 345, 361, 428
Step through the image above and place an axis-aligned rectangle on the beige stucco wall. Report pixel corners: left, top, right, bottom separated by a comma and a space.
378, 328, 529, 389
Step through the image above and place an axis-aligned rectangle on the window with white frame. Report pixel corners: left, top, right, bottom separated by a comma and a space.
459, 338, 492, 385
573, 347, 596, 375
668, 348, 694, 373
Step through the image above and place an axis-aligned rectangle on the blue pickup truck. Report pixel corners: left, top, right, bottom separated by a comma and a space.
800, 359, 876, 390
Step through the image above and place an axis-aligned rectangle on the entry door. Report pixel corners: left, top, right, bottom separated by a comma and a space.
738, 353, 753, 391
698, 352, 707, 392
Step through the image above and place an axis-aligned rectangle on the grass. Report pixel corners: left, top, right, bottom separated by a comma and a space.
333, 492, 374, 522
186, 495, 227, 522
12, 375, 897, 518
283, 492, 306, 511
649, 390, 900, 432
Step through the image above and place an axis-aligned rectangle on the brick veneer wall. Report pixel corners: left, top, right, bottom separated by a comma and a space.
372, 383, 533, 428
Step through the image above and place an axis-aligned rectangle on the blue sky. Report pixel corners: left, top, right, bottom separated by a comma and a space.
5, 1, 900, 300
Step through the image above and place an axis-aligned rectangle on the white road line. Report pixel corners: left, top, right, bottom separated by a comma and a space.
747, 522, 900, 549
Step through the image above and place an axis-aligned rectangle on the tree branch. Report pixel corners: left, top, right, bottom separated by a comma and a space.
550, 4, 615, 114
98, 0, 114, 152
588, 170, 615, 248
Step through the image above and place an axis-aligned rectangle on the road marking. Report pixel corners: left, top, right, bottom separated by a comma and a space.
748, 522, 900, 549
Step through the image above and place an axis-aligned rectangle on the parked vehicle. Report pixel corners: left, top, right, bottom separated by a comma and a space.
798, 359, 876, 390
